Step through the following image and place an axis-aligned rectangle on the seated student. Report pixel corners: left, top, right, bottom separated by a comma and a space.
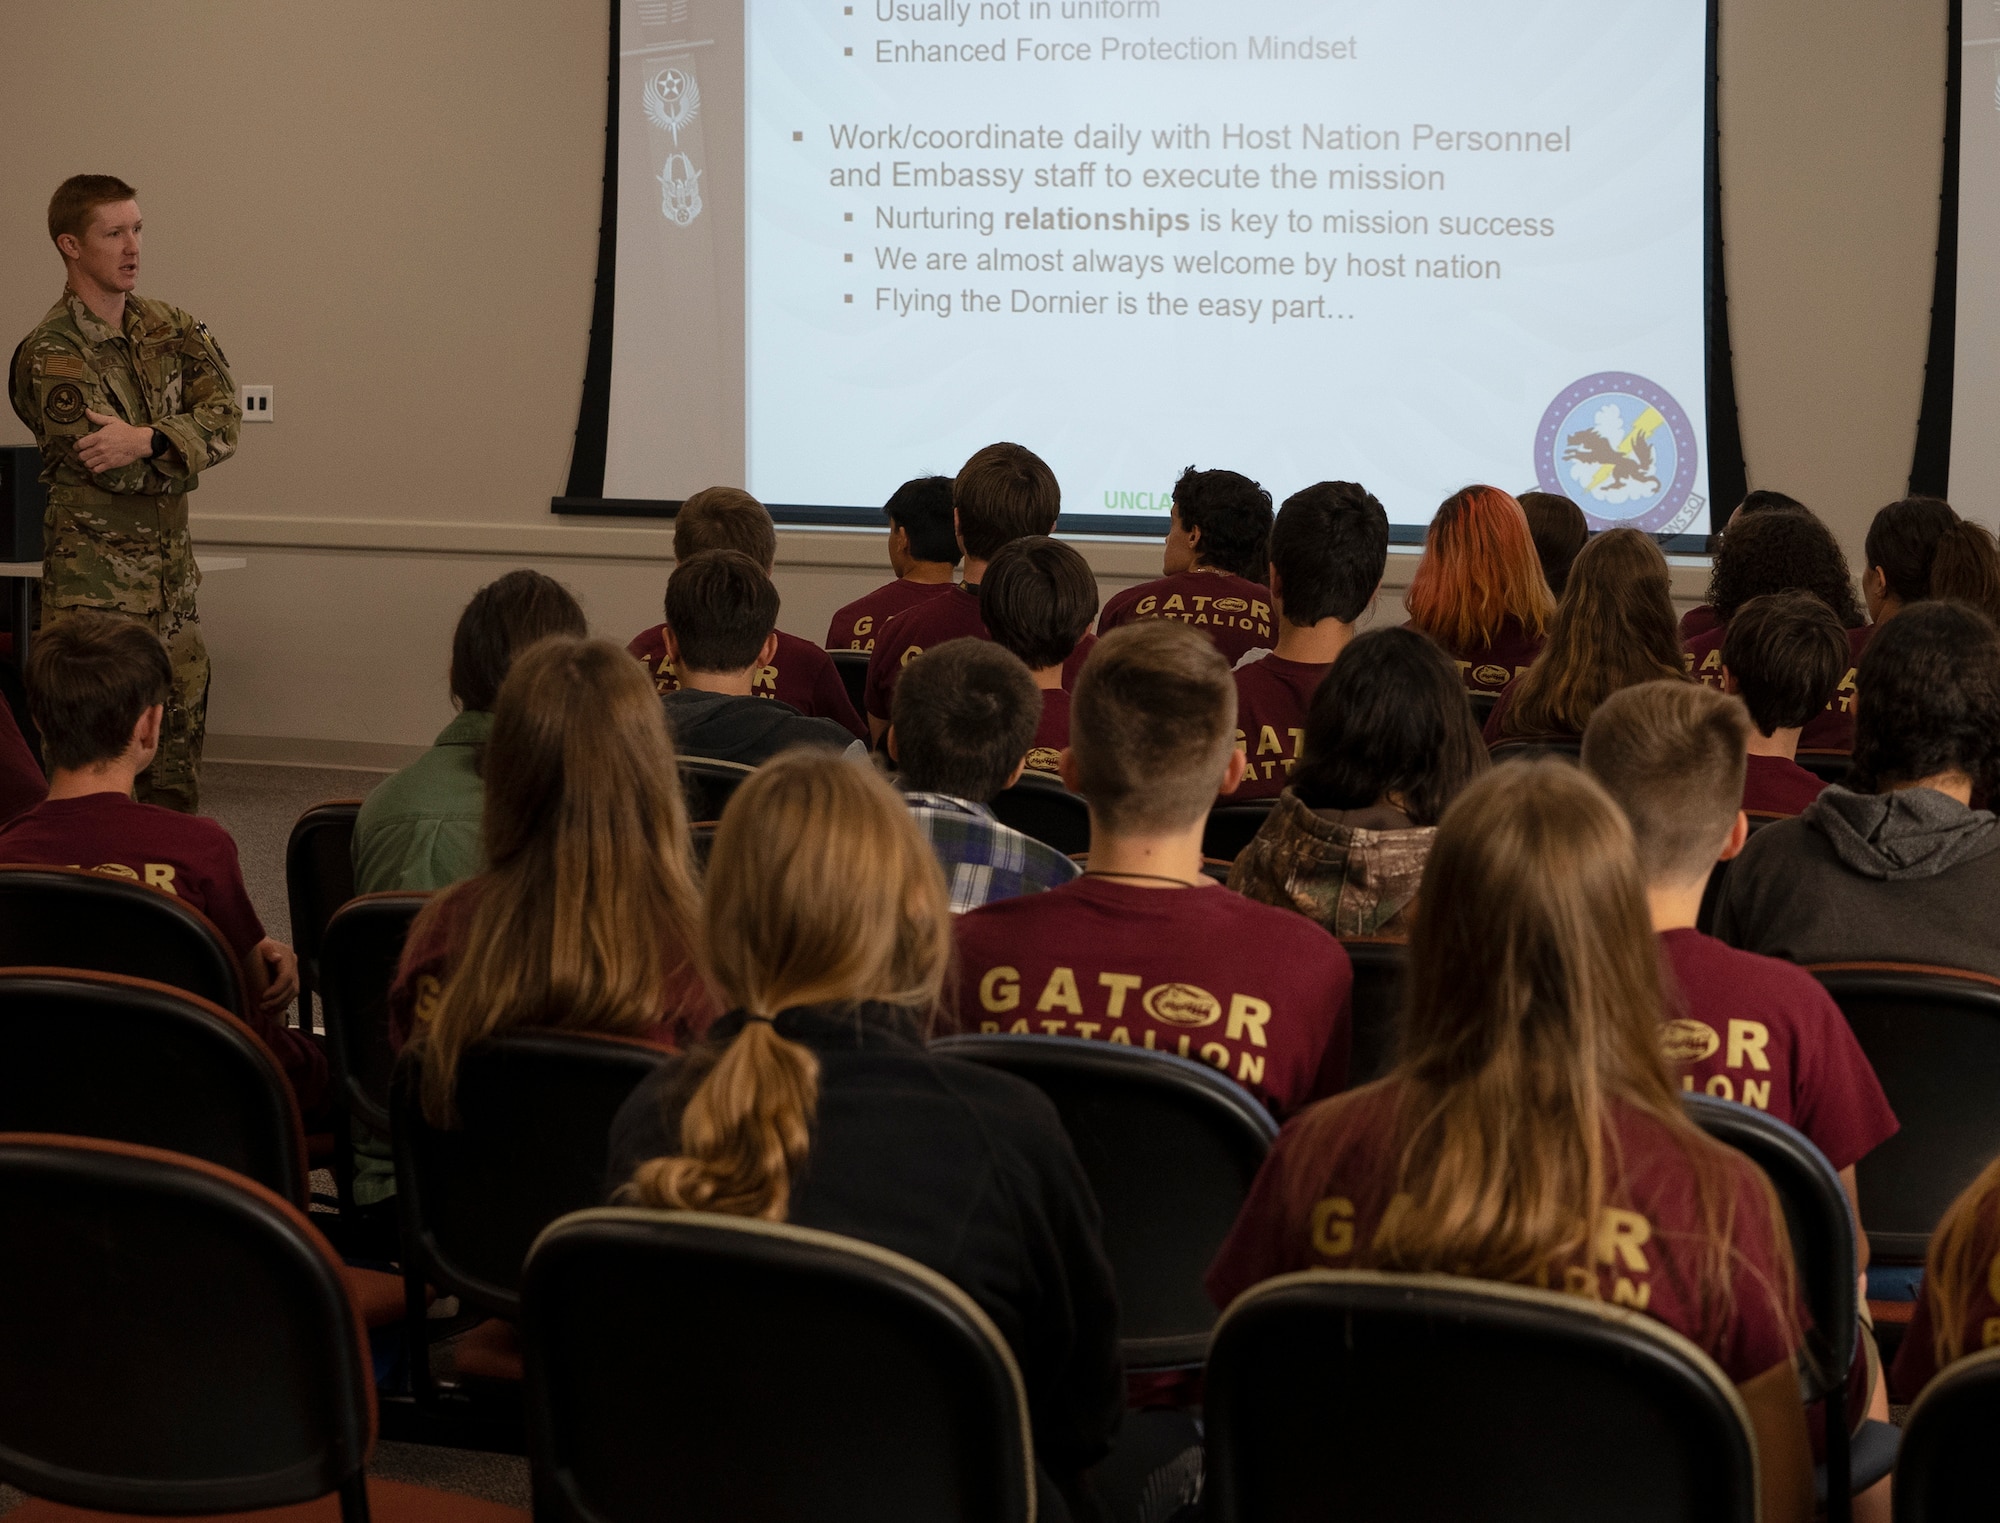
889, 639, 1081, 911
1930, 518, 2000, 627
1862, 494, 1960, 628
1716, 600, 2000, 977
1232, 481, 1390, 802
979, 535, 1099, 774
608, 751, 1121, 1517
1581, 681, 1899, 1257
1679, 489, 1810, 641
863, 442, 1093, 740
394, 635, 710, 1069
0, 692, 44, 827
953, 621, 1354, 1116
353, 569, 586, 894
0, 611, 323, 1121
656, 552, 862, 768
825, 475, 960, 652
1097, 466, 1275, 662
1517, 489, 1588, 599
1486, 527, 1688, 744
1682, 509, 1868, 753
1207, 759, 1815, 1523
1718, 592, 1849, 816
1230, 627, 1487, 937
1404, 485, 1555, 697
628, 486, 865, 739
1890, 1149, 2000, 1399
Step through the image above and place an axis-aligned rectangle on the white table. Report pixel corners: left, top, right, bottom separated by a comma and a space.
2, 555, 246, 670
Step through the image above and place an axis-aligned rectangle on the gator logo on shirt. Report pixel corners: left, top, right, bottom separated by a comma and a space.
1471, 663, 1511, 689
1212, 596, 1249, 614
1143, 982, 1222, 1028
1024, 747, 1062, 773
1660, 1018, 1720, 1062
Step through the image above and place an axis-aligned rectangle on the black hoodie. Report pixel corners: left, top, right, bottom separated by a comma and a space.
662, 689, 859, 768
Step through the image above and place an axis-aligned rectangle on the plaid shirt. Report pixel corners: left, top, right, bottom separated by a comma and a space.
902, 791, 1081, 913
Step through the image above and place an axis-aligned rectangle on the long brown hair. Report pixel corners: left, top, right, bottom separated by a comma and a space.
1303, 762, 1778, 1324
1921, 1153, 2000, 1369
1405, 485, 1556, 652
413, 637, 705, 1124
624, 752, 952, 1220
1500, 527, 1686, 738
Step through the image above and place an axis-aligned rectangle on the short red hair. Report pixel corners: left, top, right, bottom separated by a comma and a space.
1404, 485, 1556, 653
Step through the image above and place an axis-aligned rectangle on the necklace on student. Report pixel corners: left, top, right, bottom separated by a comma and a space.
1081, 870, 1203, 889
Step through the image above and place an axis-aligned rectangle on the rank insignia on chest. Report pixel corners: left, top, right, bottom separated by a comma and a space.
44, 382, 86, 425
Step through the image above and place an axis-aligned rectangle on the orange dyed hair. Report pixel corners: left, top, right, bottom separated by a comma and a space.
1405, 485, 1557, 653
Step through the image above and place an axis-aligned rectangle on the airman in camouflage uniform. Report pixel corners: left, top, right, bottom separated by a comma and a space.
9, 179, 240, 813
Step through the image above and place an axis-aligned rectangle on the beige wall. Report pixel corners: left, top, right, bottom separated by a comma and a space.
0, 1, 1950, 762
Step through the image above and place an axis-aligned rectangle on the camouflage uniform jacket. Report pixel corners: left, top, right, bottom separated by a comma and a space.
1227, 791, 1434, 939
9, 288, 239, 508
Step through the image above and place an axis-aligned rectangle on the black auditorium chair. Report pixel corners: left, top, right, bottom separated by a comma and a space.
1468, 690, 1501, 731
522, 1209, 1034, 1523
989, 770, 1092, 858
1204, 1270, 1757, 1523
1487, 734, 1584, 764
930, 1034, 1277, 1371
0, 1134, 517, 1523
1807, 963, 2000, 1266
284, 798, 364, 1038
679, 756, 756, 822
1202, 800, 1277, 863
1684, 1094, 1898, 1519
0, 863, 245, 1016
393, 1031, 668, 1404
691, 820, 719, 866
829, 648, 871, 715
1340, 937, 1406, 1087
1893, 1345, 2000, 1523
318, 892, 429, 1223
1795, 750, 1853, 787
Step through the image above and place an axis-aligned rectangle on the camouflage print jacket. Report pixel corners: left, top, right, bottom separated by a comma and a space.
8, 289, 240, 499
1227, 791, 1435, 939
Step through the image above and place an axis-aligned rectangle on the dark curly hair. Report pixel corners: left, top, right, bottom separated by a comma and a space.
1850, 600, 2000, 797
1704, 510, 1863, 627
1172, 466, 1273, 581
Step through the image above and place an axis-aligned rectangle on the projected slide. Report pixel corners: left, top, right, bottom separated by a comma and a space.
604, 0, 1713, 537
1950, 18, 2000, 513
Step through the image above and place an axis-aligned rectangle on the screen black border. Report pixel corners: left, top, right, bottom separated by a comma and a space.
1909, 0, 1962, 498
556, 0, 1742, 555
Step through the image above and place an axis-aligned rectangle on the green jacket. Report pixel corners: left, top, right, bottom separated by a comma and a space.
352, 710, 490, 894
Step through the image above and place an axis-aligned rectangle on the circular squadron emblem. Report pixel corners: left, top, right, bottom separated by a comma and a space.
1535, 372, 1701, 533
642, 65, 700, 144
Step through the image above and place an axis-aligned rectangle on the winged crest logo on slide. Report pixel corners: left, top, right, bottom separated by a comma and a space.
659, 152, 703, 226
1534, 371, 1703, 534
643, 66, 700, 143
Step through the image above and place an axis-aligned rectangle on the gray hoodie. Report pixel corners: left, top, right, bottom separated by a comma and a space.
1715, 785, 2000, 977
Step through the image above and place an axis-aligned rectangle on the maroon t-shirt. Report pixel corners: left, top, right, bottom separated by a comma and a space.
825, 577, 956, 653
1025, 688, 1070, 776
1742, 754, 1827, 818
1891, 1199, 2000, 1399
1232, 654, 1333, 802
628, 625, 865, 741
1206, 1080, 1803, 1385
1684, 623, 1872, 754
952, 876, 1353, 1116
0, 791, 326, 1117
1413, 616, 1545, 697
1680, 604, 1722, 642
1658, 929, 1898, 1171
0, 694, 44, 828
864, 582, 1094, 721
1097, 571, 1274, 664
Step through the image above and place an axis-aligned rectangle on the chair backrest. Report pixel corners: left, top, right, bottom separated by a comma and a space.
691, 820, 719, 865
1340, 937, 1406, 1087
0, 864, 245, 1016
0, 1133, 372, 1517
679, 757, 756, 822
319, 892, 429, 1136
394, 1029, 668, 1318
1682, 1094, 1854, 1400
1893, 1344, 2000, 1523
284, 799, 362, 1027
0, 969, 307, 1204
1203, 1270, 1757, 1523
929, 1033, 1277, 1369
1809, 962, 2000, 1261
1202, 800, 1277, 862
1468, 690, 1501, 730
1488, 735, 1584, 763
988, 771, 1092, 856
1795, 750, 1852, 786
828, 648, 870, 714
522, 1208, 1034, 1523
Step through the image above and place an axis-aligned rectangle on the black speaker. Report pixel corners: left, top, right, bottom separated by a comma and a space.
2, 447, 46, 562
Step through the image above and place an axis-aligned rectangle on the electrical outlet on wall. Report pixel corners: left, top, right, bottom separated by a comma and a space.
240, 385, 274, 422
